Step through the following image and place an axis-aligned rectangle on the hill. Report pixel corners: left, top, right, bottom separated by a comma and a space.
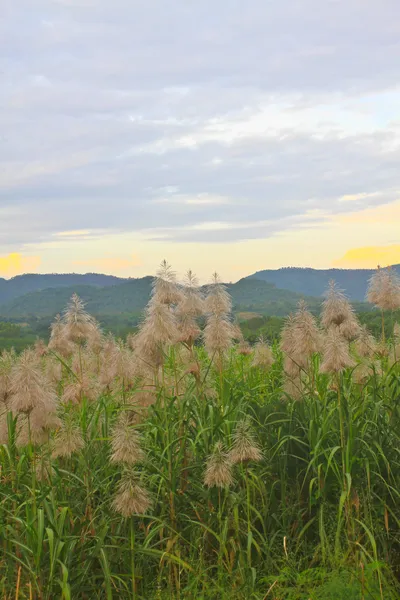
0, 277, 321, 319
246, 265, 400, 301
0, 273, 125, 305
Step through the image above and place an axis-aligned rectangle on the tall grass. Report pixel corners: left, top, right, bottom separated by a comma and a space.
0, 265, 400, 599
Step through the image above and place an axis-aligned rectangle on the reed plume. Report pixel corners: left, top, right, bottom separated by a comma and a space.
203, 314, 235, 357
320, 328, 356, 373
367, 267, 400, 310
237, 340, 252, 356
63, 293, 100, 344
0, 409, 10, 444
321, 281, 357, 329
16, 406, 61, 447
52, 420, 84, 458
204, 441, 234, 488
61, 375, 102, 404
204, 272, 232, 315
48, 314, 74, 357
203, 273, 235, 363
252, 337, 274, 369
133, 285, 178, 370
9, 349, 58, 415
0, 349, 15, 405
153, 259, 183, 306
355, 325, 377, 358
292, 301, 322, 359
112, 470, 152, 517
230, 418, 262, 464
44, 356, 63, 386
109, 343, 136, 391
34, 338, 48, 358
134, 298, 178, 370
110, 411, 145, 465
338, 314, 362, 341
175, 270, 204, 346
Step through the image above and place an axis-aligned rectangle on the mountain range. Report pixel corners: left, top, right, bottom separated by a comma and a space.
0, 264, 397, 319
248, 265, 400, 301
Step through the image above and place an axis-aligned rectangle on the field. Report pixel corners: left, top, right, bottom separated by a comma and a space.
1, 263, 400, 599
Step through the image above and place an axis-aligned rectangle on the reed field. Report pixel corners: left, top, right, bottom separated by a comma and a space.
1, 262, 400, 599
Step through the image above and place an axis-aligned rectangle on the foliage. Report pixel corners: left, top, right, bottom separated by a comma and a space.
249, 264, 400, 301
1, 269, 400, 598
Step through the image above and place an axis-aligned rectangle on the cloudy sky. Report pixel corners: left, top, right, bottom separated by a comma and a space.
1, 0, 400, 282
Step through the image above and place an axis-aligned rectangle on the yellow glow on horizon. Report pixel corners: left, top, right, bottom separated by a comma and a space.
73, 255, 142, 273
333, 245, 400, 268
0, 253, 41, 277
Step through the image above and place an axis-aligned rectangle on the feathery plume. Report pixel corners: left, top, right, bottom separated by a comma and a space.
338, 314, 362, 341
9, 349, 57, 415
52, 420, 84, 458
321, 281, 356, 329
0, 408, 10, 444
48, 314, 74, 357
152, 260, 183, 305
203, 273, 235, 360
230, 418, 262, 464
355, 325, 377, 358
63, 294, 99, 344
204, 441, 234, 488
133, 299, 178, 370
204, 273, 232, 315
16, 410, 60, 447
203, 314, 235, 356
180, 270, 205, 316
61, 375, 102, 404
44, 357, 63, 386
252, 337, 274, 370
237, 340, 252, 356
175, 271, 204, 346
109, 343, 136, 389
292, 301, 322, 359
367, 267, 400, 311
0, 349, 15, 405
110, 411, 145, 465
112, 470, 152, 517
320, 328, 356, 373
34, 338, 48, 358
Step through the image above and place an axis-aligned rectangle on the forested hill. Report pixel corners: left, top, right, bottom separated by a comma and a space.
246, 265, 400, 301
0, 277, 322, 319
0, 273, 124, 305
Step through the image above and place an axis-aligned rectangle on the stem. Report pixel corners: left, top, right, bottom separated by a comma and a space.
337, 373, 346, 486
130, 517, 136, 598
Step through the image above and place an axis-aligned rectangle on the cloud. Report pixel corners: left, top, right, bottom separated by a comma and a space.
333, 245, 400, 268
1, 0, 400, 269
0, 253, 41, 277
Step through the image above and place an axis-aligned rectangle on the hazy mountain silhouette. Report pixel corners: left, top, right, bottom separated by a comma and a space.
246, 265, 400, 301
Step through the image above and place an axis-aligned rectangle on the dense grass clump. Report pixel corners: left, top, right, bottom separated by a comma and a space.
1, 263, 400, 599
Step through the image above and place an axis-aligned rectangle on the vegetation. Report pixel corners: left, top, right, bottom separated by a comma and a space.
250, 264, 400, 301
1, 263, 400, 598
0, 276, 321, 319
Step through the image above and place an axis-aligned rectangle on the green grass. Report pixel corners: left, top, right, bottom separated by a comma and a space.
1, 343, 400, 599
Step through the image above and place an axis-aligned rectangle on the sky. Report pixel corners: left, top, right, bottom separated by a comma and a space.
1, 0, 400, 282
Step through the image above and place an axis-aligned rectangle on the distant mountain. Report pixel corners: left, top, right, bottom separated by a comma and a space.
0, 276, 322, 319
0, 273, 124, 305
246, 265, 400, 301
